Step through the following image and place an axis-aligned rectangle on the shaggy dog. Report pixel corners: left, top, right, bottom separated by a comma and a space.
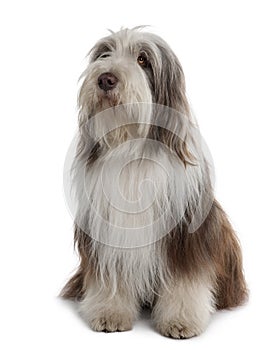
61, 27, 247, 339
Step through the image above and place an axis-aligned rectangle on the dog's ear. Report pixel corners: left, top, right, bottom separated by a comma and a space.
148, 42, 193, 166
152, 44, 190, 114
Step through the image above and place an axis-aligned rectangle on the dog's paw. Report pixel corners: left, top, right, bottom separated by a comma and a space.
157, 321, 202, 339
90, 313, 133, 333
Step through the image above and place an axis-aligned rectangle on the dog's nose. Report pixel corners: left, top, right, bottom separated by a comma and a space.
98, 72, 118, 91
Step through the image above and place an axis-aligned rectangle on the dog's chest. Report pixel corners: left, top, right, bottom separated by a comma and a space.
84, 142, 190, 248
81, 143, 199, 298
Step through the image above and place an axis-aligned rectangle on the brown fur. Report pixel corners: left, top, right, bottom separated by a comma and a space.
165, 200, 248, 309
60, 226, 95, 300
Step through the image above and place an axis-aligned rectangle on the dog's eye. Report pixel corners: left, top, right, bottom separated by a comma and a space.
137, 54, 148, 67
99, 53, 110, 59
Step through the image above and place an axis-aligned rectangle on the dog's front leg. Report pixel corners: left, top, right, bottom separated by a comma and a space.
152, 275, 215, 339
79, 280, 139, 332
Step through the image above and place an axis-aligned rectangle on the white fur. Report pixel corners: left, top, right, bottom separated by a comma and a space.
72, 105, 211, 300
74, 137, 202, 301
152, 275, 215, 338
79, 279, 139, 331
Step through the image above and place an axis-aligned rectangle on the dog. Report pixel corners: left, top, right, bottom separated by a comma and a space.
61, 27, 248, 339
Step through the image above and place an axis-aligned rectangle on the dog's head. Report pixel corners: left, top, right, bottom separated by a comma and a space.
78, 27, 189, 124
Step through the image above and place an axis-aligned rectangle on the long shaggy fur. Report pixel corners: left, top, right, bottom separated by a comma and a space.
61, 27, 248, 338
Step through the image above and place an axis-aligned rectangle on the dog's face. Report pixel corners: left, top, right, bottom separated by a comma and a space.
78, 28, 188, 123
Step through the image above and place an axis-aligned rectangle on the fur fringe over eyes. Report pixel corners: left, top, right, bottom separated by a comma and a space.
61, 27, 248, 337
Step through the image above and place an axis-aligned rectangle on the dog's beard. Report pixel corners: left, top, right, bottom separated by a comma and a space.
91, 103, 153, 147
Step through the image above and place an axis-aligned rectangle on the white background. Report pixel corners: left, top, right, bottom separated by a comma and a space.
0, 0, 279, 349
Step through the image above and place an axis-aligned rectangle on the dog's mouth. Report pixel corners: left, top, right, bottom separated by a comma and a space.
96, 90, 122, 111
